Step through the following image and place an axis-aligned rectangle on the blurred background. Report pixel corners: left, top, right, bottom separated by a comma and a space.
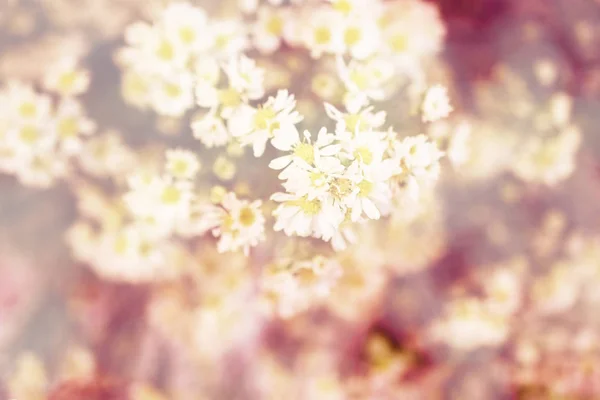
1, 0, 600, 399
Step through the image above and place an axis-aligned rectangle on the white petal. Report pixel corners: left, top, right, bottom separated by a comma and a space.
269, 155, 292, 170
271, 124, 299, 151
362, 199, 380, 220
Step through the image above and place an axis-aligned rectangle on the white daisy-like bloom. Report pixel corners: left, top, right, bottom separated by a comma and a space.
120, 23, 190, 75
4, 119, 55, 159
343, 161, 393, 221
252, 6, 288, 54
120, 70, 152, 110
149, 72, 195, 117
324, 102, 387, 136
430, 298, 510, 351
421, 84, 453, 123
165, 148, 201, 180
195, 55, 265, 121
208, 19, 249, 58
301, 7, 345, 58
340, 16, 381, 60
160, 2, 212, 53
123, 172, 195, 237
192, 112, 231, 148
16, 153, 69, 188
511, 126, 581, 186
77, 131, 135, 179
336, 56, 395, 112
268, 127, 341, 174
261, 255, 342, 318
271, 192, 345, 240
228, 89, 304, 157
91, 225, 183, 283
42, 57, 90, 97
223, 54, 265, 101
393, 134, 444, 183
4, 81, 52, 124
52, 98, 96, 155
193, 57, 221, 108
380, 0, 446, 61
197, 192, 266, 255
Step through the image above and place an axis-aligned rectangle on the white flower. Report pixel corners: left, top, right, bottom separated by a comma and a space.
228, 89, 303, 157
336, 56, 395, 112
192, 112, 231, 148
343, 161, 392, 221
271, 192, 344, 241
121, 23, 190, 74
380, 0, 445, 60
223, 54, 265, 101
161, 2, 211, 52
421, 85, 453, 123
253, 6, 288, 54
324, 102, 386, 136
268, 127, 341, 174
43, 57, 90, 97
123, 173, 194, 236
340, 16, 380, 60
301, 8, 345, 58
5, 81, 52, 124
165, 148, 201, 180
208, 19, 249, 58
149, 72, 194, 117
198, 192, 266, 255
52, 98, 96, 155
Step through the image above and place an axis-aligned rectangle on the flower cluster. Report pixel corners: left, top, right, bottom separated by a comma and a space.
261, 255, 342, 318
117, 2, 250, 118
0, 59, 94, 187
269, 103, 444, 250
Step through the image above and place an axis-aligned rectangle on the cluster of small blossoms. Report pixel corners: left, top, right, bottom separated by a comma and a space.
116, 2, 251, 118
260, 255, 342, 318
237, 0, 445, 111
0, 59, 94, 187
430, 261, 523, 351
267, 102, 444, 250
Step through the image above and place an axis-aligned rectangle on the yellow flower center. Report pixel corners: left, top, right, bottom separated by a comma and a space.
156, 41, 175, 61
218, 88, 241, 108
254, 107, 276, 130
333, 0, 353, 14
344, 27, 362, 47
349, 70, 369, 90
293, 142, 315, 164
357, 180, 373, 197
330, 178, 353, 199
19, 102, 37, 118
179, 27, 196, 44
161, 186, 181, 204
344, 114, 363, 133
164, 82, 182, 98
310, 171, 326, 187
114, 235, 129, 255
314, 27, 331, 45
390, 34, 408, 52
171, 159, 190, 177
58, 117, 79, 138
291, 197, 321, 215
239, 206, 256, 227
20, 125, 39, 144
215, 34, 230, 49
354, 146, 373, 165
58, 71, 79, 92
266, 16, 283, 36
